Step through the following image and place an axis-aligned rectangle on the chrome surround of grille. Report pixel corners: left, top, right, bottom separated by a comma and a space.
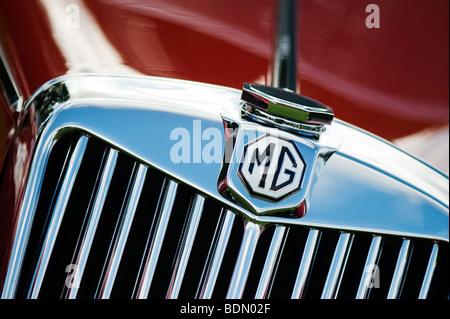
1, 75, 448, 299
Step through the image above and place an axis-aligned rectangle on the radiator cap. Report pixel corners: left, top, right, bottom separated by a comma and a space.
241, 83, 334, 138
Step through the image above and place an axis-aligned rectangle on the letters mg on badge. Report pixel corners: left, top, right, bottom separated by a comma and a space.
238, 135, 305, 202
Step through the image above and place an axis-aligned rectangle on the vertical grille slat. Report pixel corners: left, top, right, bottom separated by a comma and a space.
419, 243, 439, 299
255, 226, 287, 299
387, 239, 412, 299
321, 232, 354, 299
65, 148, 118, 299
197, 210, 235, 299
166, 195, 205, 299
5, 132, 448, 300
291, 229, 321, 299
135, 179, 178, 299
97, 164, 147, 299
356, 235, 383, 299
28, 136, 88, 299
226, 222, 261, 299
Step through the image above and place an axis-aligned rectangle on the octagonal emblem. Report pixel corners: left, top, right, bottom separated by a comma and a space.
237, 135, 305, 202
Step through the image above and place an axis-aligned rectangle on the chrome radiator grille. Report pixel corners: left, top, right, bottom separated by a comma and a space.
10, 132, 449, 299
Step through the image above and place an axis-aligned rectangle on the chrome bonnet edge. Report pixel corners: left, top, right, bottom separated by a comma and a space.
22, 75, 448, 234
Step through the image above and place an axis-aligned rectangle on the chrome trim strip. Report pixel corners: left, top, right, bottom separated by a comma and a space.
28, 136, 88, 299
198, 210, 235, 299
387, 239, 412, 299
135, 180, 178, 299
0, 45, 23, 112
291, 229, 321, 299
98, 164, 147, 299
255, 226, 287, 299
166, 195, 205, 299
321, 232, 354, 299
419, 243, 439, 299
226, 222, 261, 299
356, 236, 383, 299
66, 148, 118, 299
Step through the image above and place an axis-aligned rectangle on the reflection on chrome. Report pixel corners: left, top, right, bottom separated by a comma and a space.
1, 75, 448, 299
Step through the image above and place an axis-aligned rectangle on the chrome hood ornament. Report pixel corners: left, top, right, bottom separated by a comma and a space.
218, 83, 340, 218
240, 83, 334, 138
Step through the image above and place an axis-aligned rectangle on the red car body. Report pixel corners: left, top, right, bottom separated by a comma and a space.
0, 0, 448, 292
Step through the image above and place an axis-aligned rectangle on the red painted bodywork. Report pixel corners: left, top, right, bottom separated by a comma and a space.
0, 0, 448, 289
298, 0, 449, 140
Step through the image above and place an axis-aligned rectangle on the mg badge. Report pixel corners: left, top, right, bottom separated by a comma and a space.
238, 135, 305, 202
217, 83, 339, 218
